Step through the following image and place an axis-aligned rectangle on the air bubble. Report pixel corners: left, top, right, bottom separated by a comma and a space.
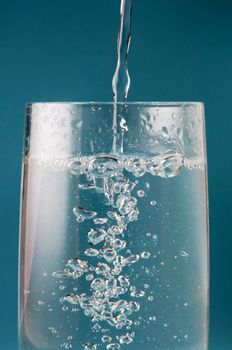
89, 156, 120, 178
117, 194, 137, 215
130, 290, 145, 298
68, 160, 84, 175
91, 106, 102, 111
106, 343, 121, 350
179, 250, 189, 258
141, 252, 151, 259
149, 316, 156, 321
112, 239, 126, 251
86, 274, 94, 281
95, 262, 111, 275
79, 184, 96, 190
84, 343, 97, 350
118, 333, 133, 344
88, 228, 107, 245
126, 158, 146, 177
48, 327, 58, 334
108, 226, 123, 235
52, 270, 71, 278
91, 278, 106, 291
118, 275, 130, 288
137, 190, 145, 197
73, 206, 97, 221
94, 217, 108, 225
123, 254, 140, 266
102, 335, 112, 343
64, 294, 80, 305
67, 258, 88, 273
103, 248, 117, 262
84, 248, 99, 257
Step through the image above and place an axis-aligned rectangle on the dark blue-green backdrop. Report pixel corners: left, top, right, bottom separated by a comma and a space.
0, 0, 231, 349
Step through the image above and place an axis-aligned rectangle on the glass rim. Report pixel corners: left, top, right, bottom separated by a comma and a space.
26, 101, 204, 108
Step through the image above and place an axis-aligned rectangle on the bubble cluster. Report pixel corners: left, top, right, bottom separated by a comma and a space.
51, 153, 184, 349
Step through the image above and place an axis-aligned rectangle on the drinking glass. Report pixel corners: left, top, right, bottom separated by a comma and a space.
19, 102, 209, 350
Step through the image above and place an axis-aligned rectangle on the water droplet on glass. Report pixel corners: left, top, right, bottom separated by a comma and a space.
161, 126, 169, 137
159, 152, 183, 178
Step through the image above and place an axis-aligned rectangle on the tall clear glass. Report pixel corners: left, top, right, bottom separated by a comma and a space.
19, 102, 209, 350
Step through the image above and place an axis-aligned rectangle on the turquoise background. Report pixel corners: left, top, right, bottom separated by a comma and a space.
0, 0, 231, 349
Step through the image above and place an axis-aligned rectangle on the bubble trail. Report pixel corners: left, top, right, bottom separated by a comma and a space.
50, 153, 184, 349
